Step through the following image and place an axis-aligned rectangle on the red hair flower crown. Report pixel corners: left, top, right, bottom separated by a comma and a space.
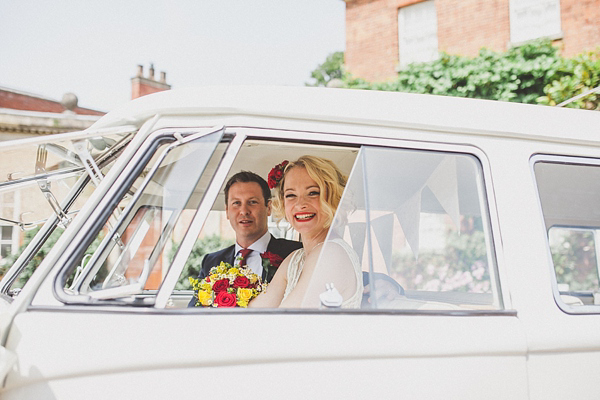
268, 160, 289, 189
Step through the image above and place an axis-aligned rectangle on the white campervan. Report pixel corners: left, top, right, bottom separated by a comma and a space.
0, 86, 599, 399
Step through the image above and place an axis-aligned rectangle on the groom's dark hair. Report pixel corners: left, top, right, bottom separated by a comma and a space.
224, 171, 271, 206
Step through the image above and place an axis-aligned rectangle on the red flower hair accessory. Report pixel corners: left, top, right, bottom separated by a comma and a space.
267, 160, 289, 189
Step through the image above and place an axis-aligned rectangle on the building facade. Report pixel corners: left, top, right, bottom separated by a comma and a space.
344, 0, 600, 82
0, 64, 171, 265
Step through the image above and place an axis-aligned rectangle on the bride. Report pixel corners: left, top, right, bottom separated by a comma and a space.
249, 155, 362, 309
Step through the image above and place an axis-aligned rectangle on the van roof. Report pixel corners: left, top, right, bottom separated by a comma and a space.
91, 85, 600, 146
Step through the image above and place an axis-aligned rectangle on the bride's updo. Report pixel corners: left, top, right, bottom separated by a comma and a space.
271, 155, 347, 229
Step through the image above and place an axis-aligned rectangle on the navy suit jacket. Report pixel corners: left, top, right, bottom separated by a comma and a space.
188, 235, 302, 307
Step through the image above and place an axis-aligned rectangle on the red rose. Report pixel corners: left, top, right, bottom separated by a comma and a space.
212, 279, 230, 293
233, 276, 250, 288
214, 291, 237, 307
262, 251, 283, 267
274, 169, 283, 180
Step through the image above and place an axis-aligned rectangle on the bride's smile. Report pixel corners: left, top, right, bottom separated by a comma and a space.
283, 166, 328, 247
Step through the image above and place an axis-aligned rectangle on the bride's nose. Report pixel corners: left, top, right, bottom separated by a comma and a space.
296, 195, 308, 208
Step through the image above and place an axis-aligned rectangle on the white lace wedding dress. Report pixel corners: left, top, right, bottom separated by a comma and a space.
281, 238, 363, 308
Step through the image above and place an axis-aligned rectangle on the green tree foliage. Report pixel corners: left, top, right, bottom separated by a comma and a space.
306, 51, 345, 87
537, 48, 600, 110
392, 217, 491, 294
175, 234, 234, 290
550, 229, 599, 292
345, 40, 562, 104
325, 40, 599, 110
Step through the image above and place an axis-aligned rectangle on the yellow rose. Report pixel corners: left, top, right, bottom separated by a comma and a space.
200, 282, 211, 291
197, 290, 213, 306
237, 300, 249, 308
228, 267, 239, 275
238, 288, 254, 303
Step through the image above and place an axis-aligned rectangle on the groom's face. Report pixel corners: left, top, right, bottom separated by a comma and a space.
226, 181, 272, 248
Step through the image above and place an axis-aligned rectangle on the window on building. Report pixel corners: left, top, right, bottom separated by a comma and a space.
397, 0, 439, 69
509, 0, 562, 44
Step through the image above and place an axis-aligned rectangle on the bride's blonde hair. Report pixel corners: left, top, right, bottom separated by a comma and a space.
271, 155, 347, 229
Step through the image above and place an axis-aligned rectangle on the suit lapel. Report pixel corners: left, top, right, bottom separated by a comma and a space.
225, 245, 236, 265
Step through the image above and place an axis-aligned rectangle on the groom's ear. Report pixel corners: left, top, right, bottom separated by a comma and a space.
266, 199, 272, 216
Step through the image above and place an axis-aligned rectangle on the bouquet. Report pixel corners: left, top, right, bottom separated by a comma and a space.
189, 262, 266, 308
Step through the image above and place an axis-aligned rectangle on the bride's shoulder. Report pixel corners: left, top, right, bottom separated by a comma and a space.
306, 240, 352, 264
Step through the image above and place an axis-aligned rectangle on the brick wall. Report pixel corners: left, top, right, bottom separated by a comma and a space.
560, 0, 600, 57
345, 0, 600, 82
436, 0, 509, 57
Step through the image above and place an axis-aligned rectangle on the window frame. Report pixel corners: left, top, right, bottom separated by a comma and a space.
509, 0, 563, 45
397, 0, 439, 69
36, 126, 510, 315
157, 128, 509, 313
52, 126, 227, 305
531, 153, 600, 314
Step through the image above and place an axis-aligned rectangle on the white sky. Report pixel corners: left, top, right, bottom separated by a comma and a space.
0, 0, 346, 112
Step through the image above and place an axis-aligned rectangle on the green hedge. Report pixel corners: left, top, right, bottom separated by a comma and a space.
311, 40, 600, 110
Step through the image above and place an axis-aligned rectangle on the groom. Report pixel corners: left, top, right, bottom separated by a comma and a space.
188, 171, 302, 307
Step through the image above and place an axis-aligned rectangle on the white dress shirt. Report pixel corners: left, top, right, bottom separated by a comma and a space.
234, 231, 271, 276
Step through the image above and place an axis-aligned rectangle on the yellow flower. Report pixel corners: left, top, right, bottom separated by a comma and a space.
249, 275, 258, 284
237, 299, 249, 308
197, 290, 213, 306
238, 288, 254, 303
200, 282, 211, 291
228, 267, 239, 276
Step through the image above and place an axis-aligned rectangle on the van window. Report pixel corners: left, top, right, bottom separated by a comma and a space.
313, 146, 502, 310
66, 129, 226, 300
534, 159, 600, 311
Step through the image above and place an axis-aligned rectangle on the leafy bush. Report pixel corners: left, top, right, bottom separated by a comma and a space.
537, 48, 600, 110
345, 40, 562, 104
312, 40, 600, 110
306, 51, 346, 87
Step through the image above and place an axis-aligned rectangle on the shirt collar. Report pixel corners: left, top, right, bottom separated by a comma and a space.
235, 231, 271, 255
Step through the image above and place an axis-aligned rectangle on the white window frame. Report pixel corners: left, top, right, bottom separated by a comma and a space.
397, 0, 439, 69
509, 0, 563, 45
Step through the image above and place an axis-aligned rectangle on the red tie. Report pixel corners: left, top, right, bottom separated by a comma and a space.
238, 248, 252, 267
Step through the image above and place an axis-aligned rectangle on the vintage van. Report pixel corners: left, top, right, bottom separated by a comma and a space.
0, 86, 599, 399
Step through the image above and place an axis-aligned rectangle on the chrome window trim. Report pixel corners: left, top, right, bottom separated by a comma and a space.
232, 127, 506, 310
27, 304, 518, 317
530, 153, 600, 315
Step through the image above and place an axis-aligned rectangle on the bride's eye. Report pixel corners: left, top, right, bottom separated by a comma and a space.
309, 191, 320, 197
285, 193, 296, 199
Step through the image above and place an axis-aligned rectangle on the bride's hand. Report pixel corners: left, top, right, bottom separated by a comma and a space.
248, 256, 291, 308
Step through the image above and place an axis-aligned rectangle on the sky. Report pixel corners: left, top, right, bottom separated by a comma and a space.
0, 0, 346, 112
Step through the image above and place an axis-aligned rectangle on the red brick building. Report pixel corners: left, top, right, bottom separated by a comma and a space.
344, 0, 600, 82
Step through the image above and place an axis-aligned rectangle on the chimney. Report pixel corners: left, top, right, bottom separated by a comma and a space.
131, 63, 171, 100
